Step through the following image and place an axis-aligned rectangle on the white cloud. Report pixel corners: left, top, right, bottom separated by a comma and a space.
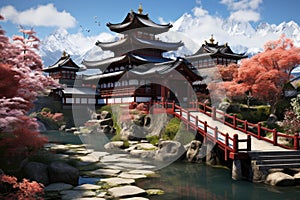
220, 0, 263, 10
229, 10, 260, 22
192, 7, 209, 17
0, 4, 76, 28
220, 0, 263, 22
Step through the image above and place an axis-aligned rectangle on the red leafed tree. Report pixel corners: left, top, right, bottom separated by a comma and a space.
0, 15, 58, 156
209, 35, 300, 113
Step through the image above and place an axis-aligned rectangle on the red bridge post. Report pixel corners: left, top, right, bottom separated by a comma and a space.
247, 134, 251, 151
257, 122, 261, 140
212, 107, 216, 120
233, 134, 238, 153
273, 129, 278, 146
233, 114, 237, 129
294, 133, 299, 150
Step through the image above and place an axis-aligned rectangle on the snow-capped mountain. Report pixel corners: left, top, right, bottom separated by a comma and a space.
39, 28, 115, 67
39, 12, 300, 68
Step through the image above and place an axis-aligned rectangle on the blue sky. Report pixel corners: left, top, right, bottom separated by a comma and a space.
0, 0, 299, 38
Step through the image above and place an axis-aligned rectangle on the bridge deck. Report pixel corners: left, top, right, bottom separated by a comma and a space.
188, 111, 289, 152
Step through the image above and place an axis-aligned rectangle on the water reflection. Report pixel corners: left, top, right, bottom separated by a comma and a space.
137, 162, 300, 200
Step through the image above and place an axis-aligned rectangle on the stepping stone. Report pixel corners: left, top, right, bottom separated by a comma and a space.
120, 198, 149, 200
96, 192, 107, 198
100, 154, 128, 163
75, 155, 100, 163
60, 190, 96, 200
118, 172, 146, 179
128, 170, 156, 176
89, 169, 121, 177
77, 198, 105, 200
146, 189, 164, 195
73, 184, 101, 190
113, 163, 155, 170
44, 183, 73, 192
108, 185, 146, 198
101, 177, 135, 186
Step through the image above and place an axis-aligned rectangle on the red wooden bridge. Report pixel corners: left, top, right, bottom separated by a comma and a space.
150, 101, 300, 161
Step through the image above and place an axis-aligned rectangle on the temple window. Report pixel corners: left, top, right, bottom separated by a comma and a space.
129, 79, 138, 85
120, 66, 125, 70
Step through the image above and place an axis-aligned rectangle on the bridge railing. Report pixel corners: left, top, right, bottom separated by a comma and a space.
174, 104, 251, 155
188, 101, 300, 150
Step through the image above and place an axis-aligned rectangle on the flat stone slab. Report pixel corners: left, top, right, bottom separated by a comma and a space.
75, 155, 100, 163
60, 190, 96, 200
112, 162, 156, 170
44, 183, 73, 192
100, 154, 129, 163
73, 184, 101, 190
128, 170, 156, 176
101, 177, 135, 186
118, 172, 147, 179
120, 198, 149, 200
108, 185, 146, 198
76, 198, 105, 200
89, 169, 121, 177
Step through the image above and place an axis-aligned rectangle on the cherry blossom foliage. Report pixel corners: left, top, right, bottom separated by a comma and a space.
0, 174, 44, 199
208, 35, 300, 110
0, 15, 59, 155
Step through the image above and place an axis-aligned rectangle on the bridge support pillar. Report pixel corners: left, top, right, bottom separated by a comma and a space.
232, 159, 242, 180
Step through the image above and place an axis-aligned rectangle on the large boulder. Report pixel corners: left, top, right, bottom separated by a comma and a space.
265, 172, 295, 186
48, 161, 79, 186
155, 140, 186, 162
120, 124, 147, 141
186, 140, 202, 162
23, 162, 49, 185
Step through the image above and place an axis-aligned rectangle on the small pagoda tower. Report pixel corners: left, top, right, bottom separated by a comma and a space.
44, 51, 81, 86
186, 35, 247, 69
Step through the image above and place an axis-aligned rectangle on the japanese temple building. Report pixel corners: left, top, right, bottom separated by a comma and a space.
43, 51, 81, 87
186, 35, 247, 69
44, 5, 247, 106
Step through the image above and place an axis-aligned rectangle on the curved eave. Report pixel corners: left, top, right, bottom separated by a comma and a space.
107, 12, 172, 34
129, 58, 202, 82
96, 36, 183, 53
82, 55, 127, 70
43, 57, 80, 72
187, 51, 247, 61
82, 54, 156, 70
83, 71, 124, 81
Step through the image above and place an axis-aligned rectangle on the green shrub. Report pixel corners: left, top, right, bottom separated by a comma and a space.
146, 135, 160, 145
41, 107, 52, 113
163, 117, 181, 140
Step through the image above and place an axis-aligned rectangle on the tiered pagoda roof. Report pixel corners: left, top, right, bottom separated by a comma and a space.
83, 4, 184, 71
44, 51, 81, 72
106, 4, 172, 34
82, 53, 171, 70
96, 36, 183, 56
187, 35, 247, 61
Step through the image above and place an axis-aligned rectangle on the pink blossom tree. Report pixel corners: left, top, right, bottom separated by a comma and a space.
208, 35, 300, 113
0, 15, 58, 156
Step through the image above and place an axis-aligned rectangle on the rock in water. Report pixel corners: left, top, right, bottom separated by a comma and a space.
48, 161, 79, 186
186, 140, 202, 162
155, 140, 186, 162
23, 161, 49, 185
